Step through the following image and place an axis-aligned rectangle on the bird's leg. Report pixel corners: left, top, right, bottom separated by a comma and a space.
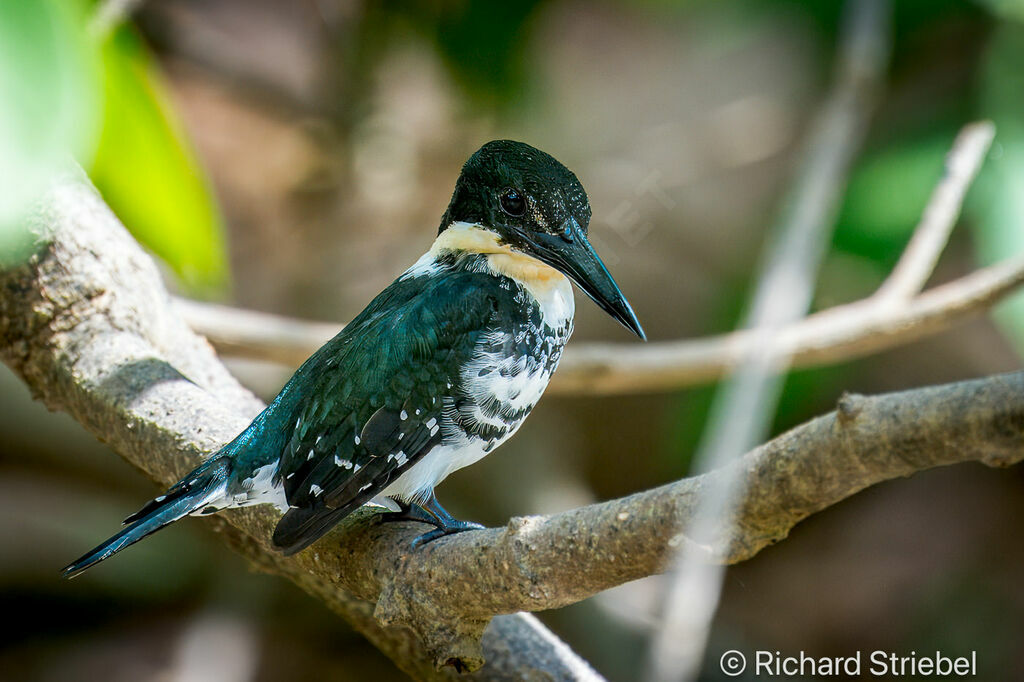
378, 498, 437, 525
410, 492, 485, 548
377, 493, 484, 546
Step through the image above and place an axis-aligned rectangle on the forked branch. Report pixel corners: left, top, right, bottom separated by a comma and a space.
2, 164, 1022, 677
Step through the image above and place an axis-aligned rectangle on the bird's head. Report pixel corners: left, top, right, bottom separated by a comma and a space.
439, 140, 645, 340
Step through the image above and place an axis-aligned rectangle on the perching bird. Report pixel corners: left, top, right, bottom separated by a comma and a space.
63, 140, 644, 578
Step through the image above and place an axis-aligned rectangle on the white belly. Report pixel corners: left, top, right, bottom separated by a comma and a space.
381, 435, 499, 503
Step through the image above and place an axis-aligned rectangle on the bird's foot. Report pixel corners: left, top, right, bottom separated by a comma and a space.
379, 493, 485, 548
410, 520, 486, 549
378, 500, 436, 526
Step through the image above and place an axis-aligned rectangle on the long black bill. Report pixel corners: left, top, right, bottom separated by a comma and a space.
526, 218, 646, 340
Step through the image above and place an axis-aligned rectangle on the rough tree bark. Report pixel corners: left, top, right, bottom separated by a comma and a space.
2, 169, 1022, 678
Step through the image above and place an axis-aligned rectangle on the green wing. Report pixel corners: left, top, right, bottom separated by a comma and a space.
270, 269, 500, 554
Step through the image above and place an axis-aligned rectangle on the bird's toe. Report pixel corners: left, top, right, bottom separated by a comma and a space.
410, 521, 484, 549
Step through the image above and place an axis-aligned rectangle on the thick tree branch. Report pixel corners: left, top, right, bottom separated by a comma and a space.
0, 169, 601, 680
2, 170, 1022, 676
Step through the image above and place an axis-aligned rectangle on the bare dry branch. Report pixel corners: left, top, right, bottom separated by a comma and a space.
177, 254, 1024, 396
174, 297, 343, 368
3, 166, 1022, 678
555, 258, 1024, 394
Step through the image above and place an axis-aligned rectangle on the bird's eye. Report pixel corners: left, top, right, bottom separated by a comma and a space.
499, 189, 527, 217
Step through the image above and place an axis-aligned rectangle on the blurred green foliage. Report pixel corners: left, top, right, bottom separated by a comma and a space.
835, 136, 949, 263
340, 0, 544, 119
0, 2, 228, 293
978, 0, 1024, 22
428, 0, 544, 107
90, 25, 228, 293
0, 1, 99, 265
970, 21, 1024, 355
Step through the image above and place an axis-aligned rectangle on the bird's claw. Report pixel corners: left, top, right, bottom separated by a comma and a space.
410, 521, 485, 549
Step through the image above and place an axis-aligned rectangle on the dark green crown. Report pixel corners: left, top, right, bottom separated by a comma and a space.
439, 140, 591, 238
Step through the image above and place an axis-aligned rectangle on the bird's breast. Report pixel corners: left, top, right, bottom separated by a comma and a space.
379, 250, 576, 502
455, 297, 572, 440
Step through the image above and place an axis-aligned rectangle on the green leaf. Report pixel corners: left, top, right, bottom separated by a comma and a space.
0, 0, 100, 265
89, 25, 228, 293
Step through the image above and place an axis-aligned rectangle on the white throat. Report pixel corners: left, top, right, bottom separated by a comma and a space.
405, 221, 576, 329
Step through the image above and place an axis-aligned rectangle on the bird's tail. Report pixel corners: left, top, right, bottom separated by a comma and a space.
62, 456, 232, 579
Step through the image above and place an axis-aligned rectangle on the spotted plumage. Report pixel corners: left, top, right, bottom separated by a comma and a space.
63, 140, 643, 577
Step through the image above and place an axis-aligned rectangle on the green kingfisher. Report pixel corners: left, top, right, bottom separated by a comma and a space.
63, 140, 644, 578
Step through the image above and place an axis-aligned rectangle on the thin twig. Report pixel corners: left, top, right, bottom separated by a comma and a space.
174, 299, 343, 368
873, 121, 995, 302
178, 250, 1024, 395
648, 1, 890, 679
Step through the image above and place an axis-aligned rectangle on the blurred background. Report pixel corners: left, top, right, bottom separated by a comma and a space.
2, 0, 1023, 679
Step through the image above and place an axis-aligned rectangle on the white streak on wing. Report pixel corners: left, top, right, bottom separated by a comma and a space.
207, 462, 288, 513
381, 365, 544, 504
369, 495, 401, 511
